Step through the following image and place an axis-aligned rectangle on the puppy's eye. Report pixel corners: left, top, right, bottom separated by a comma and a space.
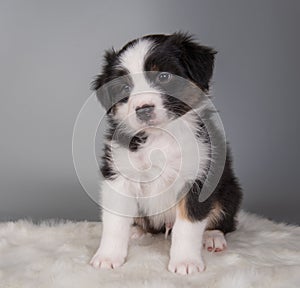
121, 84, 132, 94
157, 72, 172, 83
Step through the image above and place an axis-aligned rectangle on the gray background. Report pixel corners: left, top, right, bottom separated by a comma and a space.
0, 0, 299, 224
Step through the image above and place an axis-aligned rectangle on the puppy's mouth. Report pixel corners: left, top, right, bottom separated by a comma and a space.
137, 118, 159, 128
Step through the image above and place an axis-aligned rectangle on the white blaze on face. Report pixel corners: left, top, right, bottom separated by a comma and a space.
119, 39, 152, 75
115, 39, 168, 130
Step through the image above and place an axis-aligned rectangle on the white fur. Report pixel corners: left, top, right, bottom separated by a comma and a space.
106, 110, 209, 219
1, 211, 300, 287
90, 179, 136, 269
90, 208, 133, 269
116, 39, 169, 130
119, 39, 152, 75
168, 214, 207, 275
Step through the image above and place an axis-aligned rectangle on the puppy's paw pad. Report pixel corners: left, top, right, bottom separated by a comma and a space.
203, 230, 227, 252
168, 260, 205, 275
90, 254, 124, 269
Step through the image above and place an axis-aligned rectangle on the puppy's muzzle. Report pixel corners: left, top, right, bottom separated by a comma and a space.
135, 104, 155, 122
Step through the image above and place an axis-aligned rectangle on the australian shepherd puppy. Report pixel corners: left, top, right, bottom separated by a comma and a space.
90, 32, 242, 275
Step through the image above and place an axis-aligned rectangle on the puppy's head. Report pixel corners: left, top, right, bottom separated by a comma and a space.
93, 32, 216, 132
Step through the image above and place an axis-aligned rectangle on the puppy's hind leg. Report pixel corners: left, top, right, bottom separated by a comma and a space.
203, 229, 227, 252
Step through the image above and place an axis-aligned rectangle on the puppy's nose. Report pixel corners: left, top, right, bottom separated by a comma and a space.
135, 104, 155, 122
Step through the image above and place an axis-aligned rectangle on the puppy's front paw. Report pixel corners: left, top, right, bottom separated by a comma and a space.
90, 252, 125, 269
168, 259, 205, 275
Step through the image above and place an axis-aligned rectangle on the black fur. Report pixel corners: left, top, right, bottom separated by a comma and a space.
144, 33, 216, 91
143, 33, 215, 117
100, 144, 117, 180
185, 150, 242, 233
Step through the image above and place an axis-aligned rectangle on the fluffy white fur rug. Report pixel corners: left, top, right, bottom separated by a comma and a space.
0, 211, 299, 288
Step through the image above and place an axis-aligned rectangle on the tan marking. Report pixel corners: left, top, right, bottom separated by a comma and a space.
206, 201, 226, 230
150, 64, 159, 71
177, 198, 189, 220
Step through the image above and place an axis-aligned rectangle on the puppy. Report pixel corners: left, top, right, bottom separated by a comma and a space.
90, 32, 242, 275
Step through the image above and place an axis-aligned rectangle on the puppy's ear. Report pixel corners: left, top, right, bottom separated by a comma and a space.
170, 32, 217, 91
92, 48, 118, 112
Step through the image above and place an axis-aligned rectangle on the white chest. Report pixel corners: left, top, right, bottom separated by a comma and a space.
110, 117, 209, 220
112, 117, 208, 198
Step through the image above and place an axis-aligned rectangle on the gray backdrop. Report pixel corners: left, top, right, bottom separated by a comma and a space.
0, 0, 299, 224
